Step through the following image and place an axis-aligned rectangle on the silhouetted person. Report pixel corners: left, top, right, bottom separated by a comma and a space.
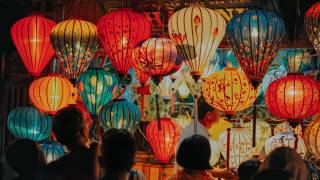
6, 139, 45, 180
238, 159, 261, 180
44, 105, 99, 180
101, 128, 145, 180
252, 169, 290, 180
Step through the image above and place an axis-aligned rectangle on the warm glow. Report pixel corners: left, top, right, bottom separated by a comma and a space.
303, 117, 320, 159
305, 1, 320, 54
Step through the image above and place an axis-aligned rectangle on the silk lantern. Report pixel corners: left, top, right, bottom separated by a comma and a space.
7, 106, 52, 141
146, 118, 181, 163
303, 117, 320, 158
11, 15, 56, 76
40, 141, 65, 163
305, 1, 320, 54
281, 48, 310, 73
50, 18, 99, 82
29, 74, 77, 114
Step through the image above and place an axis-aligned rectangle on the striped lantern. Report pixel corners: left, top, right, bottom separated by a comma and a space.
303, 117, 320, 159
305, 1, 320, 54
7, 106, 52, 141
40, 141, 65, 163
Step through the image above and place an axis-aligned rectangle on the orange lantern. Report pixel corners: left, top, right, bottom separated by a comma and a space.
303, 117, 320, 158
29, 74, 77, 114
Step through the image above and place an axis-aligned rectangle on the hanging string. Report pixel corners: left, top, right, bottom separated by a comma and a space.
226, 128, 231, 171
194, 95, 198, 134
252, 99, 257, 147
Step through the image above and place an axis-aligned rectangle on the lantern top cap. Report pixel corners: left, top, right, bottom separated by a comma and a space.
114, 8, 133, 12
30, 12, 45, 17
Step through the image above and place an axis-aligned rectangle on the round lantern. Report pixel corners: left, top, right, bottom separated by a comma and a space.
265, 74, 320, 122
218, 127, 253, 168
146, 118, 181, 163
98, 99, 141, 132
29, 74, 77, 114
168, 6, 226, 79
303, 117, 320, 158
7, 106, 52, 141
281, 48, 311, 73
305, 1, 320, 54
11, 15, 56, 76
40, 141, 65, 163
97, 9, 152, 76
77, 68, 118, 117
226, 9, 285, 87
265, 132, 307, 158
50, 18, 99, 82
202, 67, 257, 118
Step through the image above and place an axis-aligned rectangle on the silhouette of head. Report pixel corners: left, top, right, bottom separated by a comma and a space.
238, 159, 261, 180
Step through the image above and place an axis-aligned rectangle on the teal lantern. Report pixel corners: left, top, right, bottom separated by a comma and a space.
77, 68, 118, 118
98, 99, 141, 132
7, 106, 52, 141
40, 141, 65, 163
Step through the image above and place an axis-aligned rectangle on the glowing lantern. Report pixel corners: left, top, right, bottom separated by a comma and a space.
281, 48, 311, 73
77, 69, 118, 117
98, 99, 141, 132
208, 118, 233, 141
7, 106, 52, 141
11, 15, 56, 76
29, 74, 77, 114
305, 1, 320, 54
134, 68, 150, 119
274, 122, 293, 135
50, 18, 99, 82
202, 67, 257, 118
156, 76, 181, 101
177, 81, 190, 99
40, 141, 65, 163
168, 6, 226, 79
146, 118, 181, 163
97, 9, 152, 76
303, 117, 320, 158
134, 68, 150, 87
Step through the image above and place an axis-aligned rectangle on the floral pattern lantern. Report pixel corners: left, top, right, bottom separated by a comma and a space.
40, 141, 65, 163
303, 117, 320, 158
11, 15, 56, 76
305, 1, 320, 54
7, 106, 52, 141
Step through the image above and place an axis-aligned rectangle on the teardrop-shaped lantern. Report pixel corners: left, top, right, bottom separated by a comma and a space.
305, 1, 320, 54
40, 141, 65, 163
11, 15, 56, 76
303, 117, 320, 159
281, 48, 311, 73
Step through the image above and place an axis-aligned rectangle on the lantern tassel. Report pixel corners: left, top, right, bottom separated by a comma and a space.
226, 128, 231, 171
252, 100, 257, 148
141, 94, 145, 119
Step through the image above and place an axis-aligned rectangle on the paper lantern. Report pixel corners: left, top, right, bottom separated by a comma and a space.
40, 141, 65, 163
265, 74, 320, 122
265, 132, 306, 158
50, 18, 99, 82
97, 9, 152, 76
202, 52, 220, 78
98, 99, 141, 132
146, 118, 181, 163
202, 67, 257, 118
281, 48, 310, 73
77, 68, 118, 117
156, 76, 181, 101
177, 81, 190, 99
226, 9, 285, 87
168, 6, 226, 79
303, 118, 320, 158
11, 15, 56, 76
29, 74, 77, 114
218, 127, 253, 168
274, 122, 293, 135
134, 68, 150, 87
305, 1, 320, 54
7, 106, 52, 141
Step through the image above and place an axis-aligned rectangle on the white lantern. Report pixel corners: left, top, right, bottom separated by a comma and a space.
274, 122, 293, 135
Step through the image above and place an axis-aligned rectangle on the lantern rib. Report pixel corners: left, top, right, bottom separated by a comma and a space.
174, 10, 189, 67
203, 10, 215, 73
26, 19, 34, 72
20, 20, 33, 71
188, 8, 196, 72
247, 10, 255, 82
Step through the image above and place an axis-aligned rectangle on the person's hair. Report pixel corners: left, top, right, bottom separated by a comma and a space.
53, 105, 86, 147
176, 135, 211, 171
253, 169, 290, 180
102, 128, 136, 173
260, 147, 307, 180
6, 139, 45, 175
238, 159, 261, 180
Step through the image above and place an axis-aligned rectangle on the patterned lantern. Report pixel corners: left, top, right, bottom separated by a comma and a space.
265, 132, 306, 158
98, 99, 141, 132
303, 117, 320, 158
29, 74, 77, 114
305, 1, 320, 54
146, 118, 181, 163
274, 122, 293, 135
281, 48, 311, 73
77, 68, 118, 117
218, 127, 253, 168
202, 67, 257, 118
40, 141, 65, 163
265, 74, 320, 122
97, 9, 152, 76
226, 9, 285, 87
7, 106, 52, 141
50, 18, 99, 82
11, 15, 56, 76
168, 6, 226, 79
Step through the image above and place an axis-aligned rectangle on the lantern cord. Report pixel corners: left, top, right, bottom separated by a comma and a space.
137, 125, 148, 141
226, 128, 231, 171
155, 94, 161, 130
141, 94, 145, 119
252, 99, 257, 148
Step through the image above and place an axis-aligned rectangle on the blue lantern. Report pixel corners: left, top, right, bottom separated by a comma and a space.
77, 68, 118, 117
7, 106, 52, 141
98, 99, 141, 132
40, 141, 65, 163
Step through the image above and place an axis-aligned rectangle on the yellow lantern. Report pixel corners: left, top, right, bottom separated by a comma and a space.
303, 117, 320, 158
208, 117, 232, 141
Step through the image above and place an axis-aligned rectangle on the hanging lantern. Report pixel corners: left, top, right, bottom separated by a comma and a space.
50, 18, 99, 82
265, 74, 320, 122
274, 122, 293, 135
146, 118, 181, 163
305, 1, 320, 54
168, 6, 226, 79
281, 48, 311, 73
7, 106, 52, 141
134, 68, 150, 87
98, 99, 141, 132
156, 76, 180, 101
29, 74, 77, 114
11, 15, 56, 76
208, 118, 233, 141
97, 9, 152, 76
303, 117, 320, 158
77, 68, 118, 117
40, 141, 65, 163
177, 81, 190, 99
226, 9, 285, 87
202, 67, 257, 118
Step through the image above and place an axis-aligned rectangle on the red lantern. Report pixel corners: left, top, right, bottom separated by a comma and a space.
134, 68, 150, 119
11, 15, 56, 76
97, 9, 152, 76
146, 118, 181, 163
134, 68, 150, 87
265, 74, 320, 122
